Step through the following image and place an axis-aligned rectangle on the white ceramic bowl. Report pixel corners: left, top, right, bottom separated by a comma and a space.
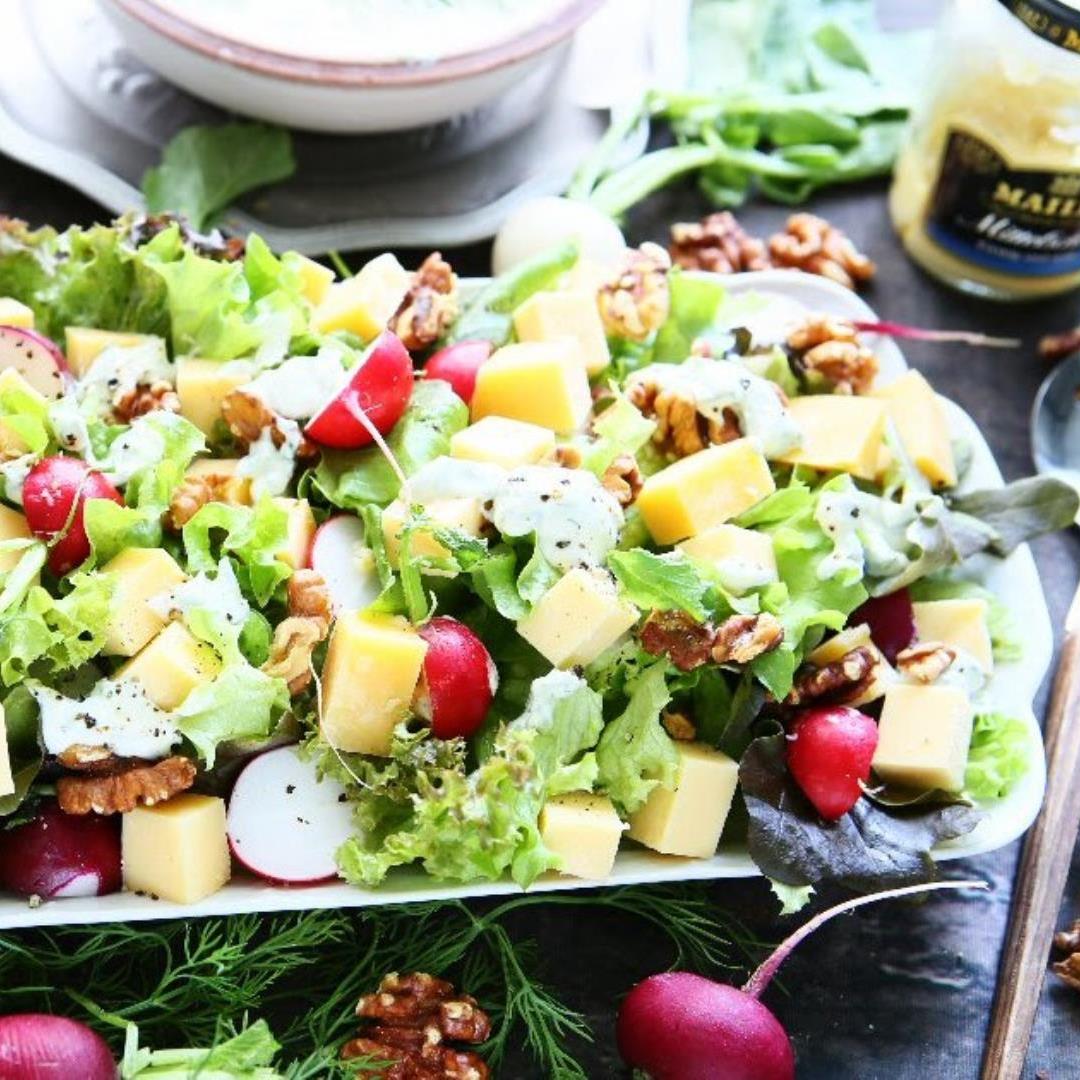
99, 0, 604, 133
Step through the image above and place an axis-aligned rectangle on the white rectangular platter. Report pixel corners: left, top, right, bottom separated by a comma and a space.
0, 271, 1050, 929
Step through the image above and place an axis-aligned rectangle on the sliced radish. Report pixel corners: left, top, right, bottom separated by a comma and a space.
423, 340, 493, 405
0, 800, 121, 900
305, 330, 414, 450
308, 514, 381, 615
22, 456, 123, 575
416, 616, 497, 740
0, 1014, 116, 1080
0, 326, 71, 401
227, 745, 354, 885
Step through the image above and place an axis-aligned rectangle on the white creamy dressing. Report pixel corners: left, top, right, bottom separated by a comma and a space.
149, 557, 250, 638
244, 346, 349, 421
33, 678, 179, 759
250, 312, 294, 372
726, 291, 810, 348
628, 356, 802, 458
921, 647, 989, 697
237, 420, 303, 499
47, 395, 93, 457
713, 556, 777, 595
815, 488, 916, 581
408, 457, 506, 503
100, 411, 193, 486
509, 669, 589, 733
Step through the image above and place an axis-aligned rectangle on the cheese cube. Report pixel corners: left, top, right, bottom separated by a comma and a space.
517, 568, 638, 669
273, 497, 316, 569
559, 256, 615, 296
184, 457, 254, 505
873, 683, 974, 792
122, 794, 230, 904
912, 598, 993, 672
113, 622, 221, 711
449, 416, 555, 470
381, 496, 485, 569
292, 254, 335, 306
637, 439, 776, 545
0, 298, 34, 329
627, 742, 739, 858
320, 613, 428, 755
876, 371, 956, 488
64, 328, 164, 379
513, 291, 611, 376
807, 624, 896, 707
677, 524, 777, 591
540, 793, 625, 879
0, 503, 31, 575
101, 548, 188, 656
776, 396, 888, 481
177, 358, 254, 436
0, 705, 13, 798
312, 253, 412, 340
470, 340, 592, 435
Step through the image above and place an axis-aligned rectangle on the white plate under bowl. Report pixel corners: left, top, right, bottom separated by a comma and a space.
0, 271, 1050, 929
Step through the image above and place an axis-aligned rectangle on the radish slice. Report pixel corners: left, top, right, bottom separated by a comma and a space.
0, 326, 71, 400
227, 745, 354, 885
308, 514, 381, 614
0, 1014, 115, 1080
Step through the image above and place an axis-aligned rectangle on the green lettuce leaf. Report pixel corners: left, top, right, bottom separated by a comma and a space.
651, 269, 730, 363
608, 548, 709, 622
0, 686, 43, 816
581, 392, 656, 477
121, 1018, 282, 1079
964, 712, 1031, 800
596, 661, 677, 814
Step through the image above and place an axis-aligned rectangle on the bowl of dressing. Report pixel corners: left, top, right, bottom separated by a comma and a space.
99, 0, 605, 133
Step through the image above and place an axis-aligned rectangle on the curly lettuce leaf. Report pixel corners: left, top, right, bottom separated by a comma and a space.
608, 548, 709, 622
964, 712, 1031, 801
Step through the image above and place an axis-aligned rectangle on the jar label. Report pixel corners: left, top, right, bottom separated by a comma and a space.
926, 129, 1080, 278
995, 0, 1080, 54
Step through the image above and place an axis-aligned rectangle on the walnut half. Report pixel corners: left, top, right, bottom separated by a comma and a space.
786, 314, 878, 395
57, 756, 196, 816
768, 213, 876, 291
262, 569, 332, 695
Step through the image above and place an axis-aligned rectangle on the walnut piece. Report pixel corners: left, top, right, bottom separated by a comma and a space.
627, 379, 741, 459
768, 213, 876, 291
711, 613, 784, 665
57, 756, 196, 815
1038, 325, 1080, 363
662, 709, 696, 741
262, 569, 332, 695
551, 443, 583, 470
786, 646, 876, 706
786, 314, 878, 395
167, 468, 253, 530
1054, 922, 1080, 992
342, 972, 491, 1080
669, 211, 770, 274
391, 253, 459, 352
112, 380, 181, 423
640, 609, 716, 672
289, 568, 332, 623
597, 242, 671, 341
896, 641, 956, 683
601, 453, 643, 507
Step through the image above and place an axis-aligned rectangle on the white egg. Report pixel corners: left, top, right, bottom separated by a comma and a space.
492, 196, 627, 276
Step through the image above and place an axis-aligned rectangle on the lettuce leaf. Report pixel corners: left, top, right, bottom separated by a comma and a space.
0, 686, 43, 816
964, 712, 1031, 800
121, 1018, 282, 1078
581, 392, 656, 477
608, 548, 709, 622
651, 269, 730, 364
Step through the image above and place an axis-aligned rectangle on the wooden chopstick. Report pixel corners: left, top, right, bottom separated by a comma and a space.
981, 582, 1080, 1079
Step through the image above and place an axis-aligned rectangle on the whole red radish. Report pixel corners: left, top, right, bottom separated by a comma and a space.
22, 456, 123, 575
0, 1014, 115, 1079
416, 616, 497, 740
849, 588, 915, 664
0, 800, 121, 899
0, 326, 71, 400
306, 330, 413, 450
617, 880, 985, 1080
786, 706, 879, 821
423, 340, 492, 405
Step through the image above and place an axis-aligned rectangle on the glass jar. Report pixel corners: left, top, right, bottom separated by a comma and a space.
889, 0, 1080, 300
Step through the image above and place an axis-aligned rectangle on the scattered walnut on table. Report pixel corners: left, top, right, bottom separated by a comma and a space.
391, 252, 460, 351
785, 314, 879, 395
669, 211, 771, 274
896, 642, 956, 683
1038, 325, 1080, 362
597, 242, 672, 341
1054, 921, 1080, 991
341, 971, 491, 1080
768, 212, 876, 291
57, 755, 196, 815
785, 646, 876, 707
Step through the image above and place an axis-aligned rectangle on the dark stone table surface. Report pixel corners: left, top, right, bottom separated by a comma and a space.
2, 24, 1079, 1076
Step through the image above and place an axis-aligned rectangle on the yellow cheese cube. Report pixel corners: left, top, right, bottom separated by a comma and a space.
876, 371, 956, 488
176, 358, 254, 436
517, 568, 639, 669
540, 792, 625, 879
627, 742, 739, 858
64, 328, 163, 379
807, 624, 896, 707
677, 524, 777, 591
559, 256, 615, 296
513, 291, 611, 376
320, 612, 428, 755
101, 547, 188, 656
637, 439, 776, 545
0, 503, 31, 575
470, 340, 592, 435
381, 496, 485, 569
776, 396, 888, 481
873, 683, 974, 792
292, 254, 335, 306
0, 705, 13, 798
312, 253, 412, 340
0, 298, 34, 329
184, 457, 254, 505
449, 416, 555, 470
912, 598, 993, 672
113, 621, 221, 711
273, 497, 316, 569
122, 794, 230, 904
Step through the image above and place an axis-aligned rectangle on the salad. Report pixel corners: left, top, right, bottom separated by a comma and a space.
0, 213, 1073, 908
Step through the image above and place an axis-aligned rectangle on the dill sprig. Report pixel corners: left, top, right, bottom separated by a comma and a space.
0, 885, 758, 1077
